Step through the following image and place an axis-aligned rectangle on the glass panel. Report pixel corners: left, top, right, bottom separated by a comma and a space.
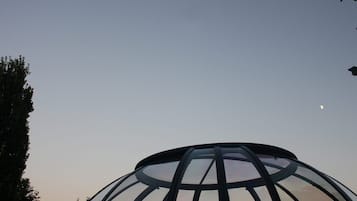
275, 185, 295, 201
223, 152, 247, 160
224, 159, 260, 183
255, 186, 272, 201
191, 148, 215, 159
142, 187, 169, 201
258, 155, 290, 168
265, 166, 280, 175
176, 190, 195, 201
278, 175, 333, 201
182, 159, 214, 184
111, 183, 148, 201
328, 176, 357, 201
90, 177, 123, 201
228, 188, 255, 201
259, 156, 347, 201
259, 156, 293, 179
202, 161, 217, 184
106, 174, 138, 201
142, 161, 179, 182
198, 190, 218, 201
295, 166, 346, 201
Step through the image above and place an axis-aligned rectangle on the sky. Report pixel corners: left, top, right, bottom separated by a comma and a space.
1, 0, 357, 200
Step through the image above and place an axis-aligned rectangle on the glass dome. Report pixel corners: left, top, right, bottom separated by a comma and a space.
89, 143, 357, 201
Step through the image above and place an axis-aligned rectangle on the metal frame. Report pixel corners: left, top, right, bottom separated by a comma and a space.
88, 176, 124, 201
240, 145, 281, 201
164, 148, 194, 201
214, 146, 230, 201
88, 143, 355, 201
102, 170, 140, 201
135, 143, 296, 169
327, 175, 357, 198
291, 158, 353, 201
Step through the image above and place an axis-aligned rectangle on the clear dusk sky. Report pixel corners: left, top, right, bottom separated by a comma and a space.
1, 1, 357, 200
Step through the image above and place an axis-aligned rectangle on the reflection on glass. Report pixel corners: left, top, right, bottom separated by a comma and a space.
142, 161, 179, 182
259, 155, 290, 168
275, 184, 295, 201
328, 176, 357, 201
182, 159, 214, 184
202, 161, 217, 184
176, 190, 195, 201
198, 190, 218, 201
191, 148, 215, 158
295, 166, 345, 201
89, 144, 356, 201
229, 188, 255, 201
224, 152, 247, 160
111, 183, 147, 201
106, 174, 138, 201
255, 186, 272, 201
278, 175, 332, 201
142, 187, 169, 201
90, 177, 123, 201
224, 159, 260, 183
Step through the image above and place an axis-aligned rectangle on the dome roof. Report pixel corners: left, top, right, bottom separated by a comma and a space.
89, 143, 357, 201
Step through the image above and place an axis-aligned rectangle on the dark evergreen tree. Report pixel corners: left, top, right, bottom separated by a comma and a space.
17, 178, 39, 201
0, 56, 39, 201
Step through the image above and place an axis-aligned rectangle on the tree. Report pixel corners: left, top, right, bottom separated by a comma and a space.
17, 178, 40, 201
0, 56, 39, 201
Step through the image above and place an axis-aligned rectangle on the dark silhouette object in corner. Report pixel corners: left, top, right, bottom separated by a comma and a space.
348, 66, 357, 76
0, 56, 39, 201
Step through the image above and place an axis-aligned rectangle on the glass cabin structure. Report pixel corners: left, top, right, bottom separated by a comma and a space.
90, 143, 357, 201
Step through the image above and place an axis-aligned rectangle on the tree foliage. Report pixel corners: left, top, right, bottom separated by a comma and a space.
0, 56, 39, 201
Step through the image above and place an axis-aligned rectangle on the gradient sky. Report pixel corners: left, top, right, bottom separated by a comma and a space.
1, 1, 357, 201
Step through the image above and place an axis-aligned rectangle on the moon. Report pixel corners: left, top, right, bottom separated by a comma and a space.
320, 105, 324, 110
